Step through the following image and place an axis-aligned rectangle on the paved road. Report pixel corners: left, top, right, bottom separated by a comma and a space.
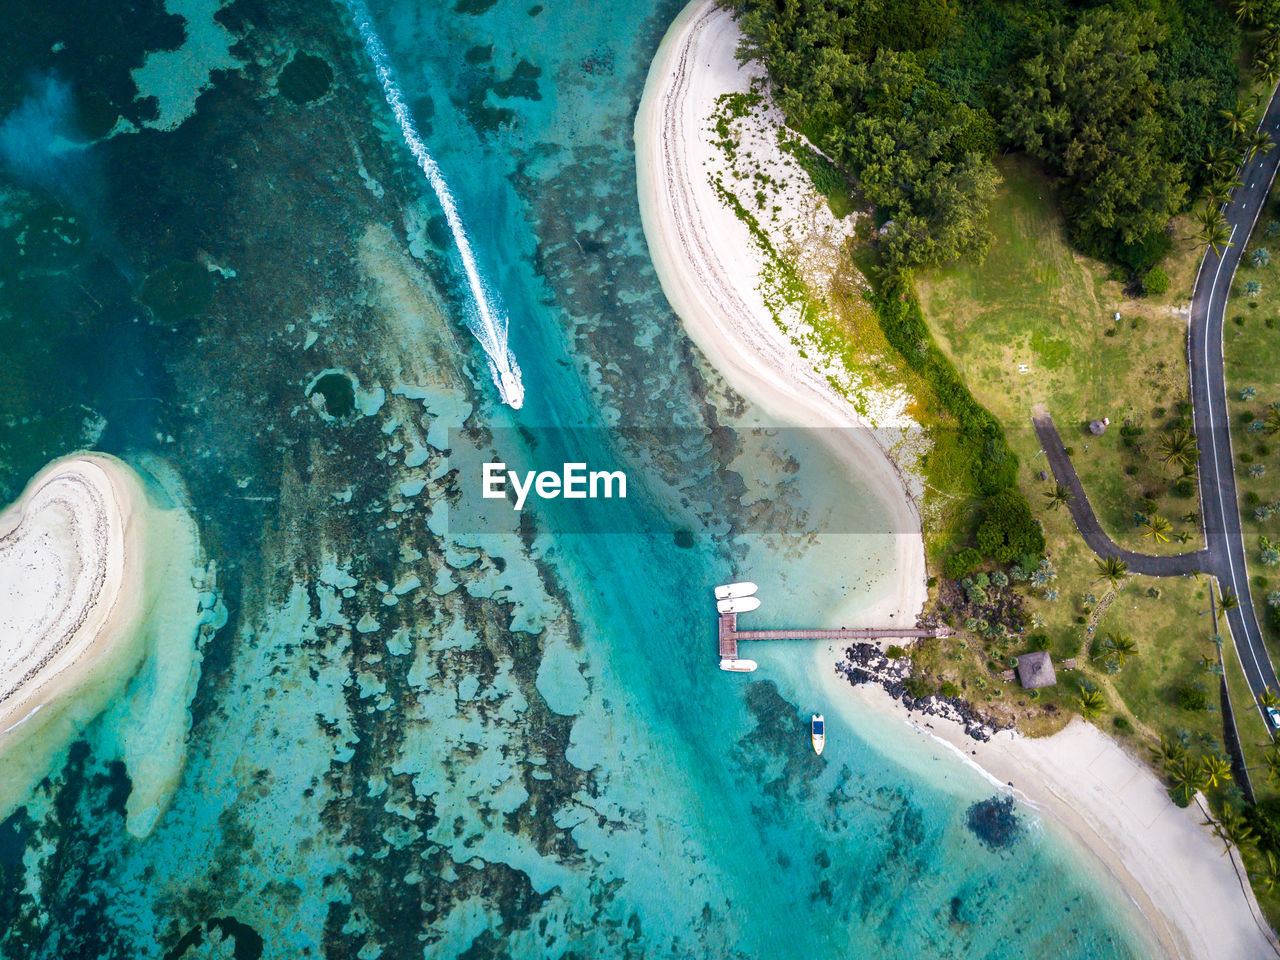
1189, 90, 1280, 722
1032, 412, 1211, 576
1033, 90, 1280, 727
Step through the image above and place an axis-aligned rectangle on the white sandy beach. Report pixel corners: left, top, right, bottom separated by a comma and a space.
635, 0, 927, 634
636, 1, 1279, 956
837, 673, 1279, 960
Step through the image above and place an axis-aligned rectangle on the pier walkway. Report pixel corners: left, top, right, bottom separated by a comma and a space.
718, 613, 944, 660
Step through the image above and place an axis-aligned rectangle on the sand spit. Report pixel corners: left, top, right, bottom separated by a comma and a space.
0, 453, 210, 835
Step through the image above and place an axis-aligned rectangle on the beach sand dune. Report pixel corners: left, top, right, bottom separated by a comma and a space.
637, 2, 1279, 956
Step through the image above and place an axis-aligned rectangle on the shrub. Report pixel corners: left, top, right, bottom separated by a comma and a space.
1025, 633, 1051, 652
869, 287, 1018, 497
1113, 715, 1132, 733
1064, 446, 1075, 456
1172, 476, 1196, 497
939, 681, 961, 698
976, 491, 1045, 563
885, 644, 907, 660
1142, 266, 1170, 295
1174, 684, 1209, 711
904, 675, 933, 699
945, 547, 982, 579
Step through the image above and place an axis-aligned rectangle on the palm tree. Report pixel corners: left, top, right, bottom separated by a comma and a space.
1224, 804, 1258, 847
1220, 589, 1240, 614
1154, 733, 1188, 765
1201, 753, 1233, 789
1259, 50, 1280, 89
1203, 145, 1238, 184
1157, 430, 1199, 471
1261, 686, 1280, 708
1247, 129, 1276, 162
1264, 407, 1280, 435
1094, 555, 1129, 592
1143, 514, 1174, 543
1233, 0, 1259, 25
1265, 747, 1280, 787
1195, 213, 1234, 255
1167, 754, 1211, 804
1218, 103, 1259, 138
1254, 851, 1280, 893
1203, 180, 1233, 209
1078, 682, 1106, 719
1043, 482, 1072, 511
1102, 632, 1139, 667
1204, 813, 1233, 853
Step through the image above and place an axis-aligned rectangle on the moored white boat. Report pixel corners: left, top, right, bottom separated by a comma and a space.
719, 658, 758, 672
714, 581, 758, 600
811, 714, 824, 755
716, 596, 760, 615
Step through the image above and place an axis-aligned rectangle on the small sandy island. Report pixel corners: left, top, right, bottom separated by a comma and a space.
0, 453, 209, 834
0, 455, 149, 734
637, 1, 1279, 957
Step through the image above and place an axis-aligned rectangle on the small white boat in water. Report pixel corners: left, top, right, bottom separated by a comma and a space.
717, 596, 760, 615
719, 658, 758, 672
811, 714, 825, 755
714, 581, 758, 600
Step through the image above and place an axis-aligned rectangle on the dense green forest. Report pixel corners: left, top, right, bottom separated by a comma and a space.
727, 0, 1246, 275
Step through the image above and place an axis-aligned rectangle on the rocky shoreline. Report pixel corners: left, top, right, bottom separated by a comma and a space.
836, 642, 1009, 743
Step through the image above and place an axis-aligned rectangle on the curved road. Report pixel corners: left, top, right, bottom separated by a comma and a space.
1032, 410, 1212, 576
1190, 90, 1280, 723
1036, 89, 1280, 728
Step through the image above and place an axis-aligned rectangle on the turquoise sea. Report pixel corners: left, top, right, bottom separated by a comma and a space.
0, 0, 1154, 956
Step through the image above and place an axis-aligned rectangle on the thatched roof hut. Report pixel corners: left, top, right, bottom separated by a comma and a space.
1015, 651, 1057, 689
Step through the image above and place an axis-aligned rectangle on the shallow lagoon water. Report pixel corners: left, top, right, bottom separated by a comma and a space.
0, 0, 1154, 956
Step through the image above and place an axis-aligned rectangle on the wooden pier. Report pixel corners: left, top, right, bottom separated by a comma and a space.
718, 612, 945, 660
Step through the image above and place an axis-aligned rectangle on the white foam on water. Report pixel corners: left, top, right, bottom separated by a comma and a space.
349, 0, 525, 410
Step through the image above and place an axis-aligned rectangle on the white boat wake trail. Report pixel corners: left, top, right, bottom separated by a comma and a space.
349, 0, 524, 409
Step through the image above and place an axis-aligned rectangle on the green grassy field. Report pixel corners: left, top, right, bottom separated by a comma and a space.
918, 157, 1207, 556
1223, 199, 1280, 667
903, 158, 1231, 762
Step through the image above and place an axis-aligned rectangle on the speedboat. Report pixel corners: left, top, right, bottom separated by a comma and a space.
719, 658, 758, 673
716, 596, 760, 615
714, 581, 758, 600
811, 714, 825, 755
489, 357, 524, 409
499, 368, 524, 409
